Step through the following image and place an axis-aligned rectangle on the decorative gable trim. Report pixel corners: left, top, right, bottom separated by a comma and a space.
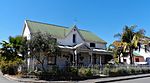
77, 43, 91, 50
22, 20, 32, 40
22, 20, 32, 35
65, 25, 85, 41
22, 20, 27, 36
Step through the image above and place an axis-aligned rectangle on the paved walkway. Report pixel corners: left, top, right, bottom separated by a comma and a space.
3, 73, 150, 83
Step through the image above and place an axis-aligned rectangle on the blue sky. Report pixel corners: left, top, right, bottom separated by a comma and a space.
0, 0, 150, 46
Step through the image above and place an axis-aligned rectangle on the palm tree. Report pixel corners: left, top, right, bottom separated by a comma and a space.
9, 36, 22, 56
108, 42, 122, 63
114, 25, 145, 64
0, 40, 13, 60
0, 36, 26, 75
0, 36, 26, 61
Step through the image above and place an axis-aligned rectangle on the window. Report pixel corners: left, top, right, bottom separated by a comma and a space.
73, 28, 76, 31
73, 34, 76, 43
135, 58, 139, 62
47, 56, 56, 65
90, 43, 95, 47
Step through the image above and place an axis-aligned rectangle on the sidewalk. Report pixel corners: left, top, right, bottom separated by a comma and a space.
78, 74, 150, 83
3, 73, 150, 83
3, 74, 74, 83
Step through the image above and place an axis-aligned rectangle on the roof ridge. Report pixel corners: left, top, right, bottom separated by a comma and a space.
26, 20, 69, 29
26, 20, 92, 32
79, 29, 90, 32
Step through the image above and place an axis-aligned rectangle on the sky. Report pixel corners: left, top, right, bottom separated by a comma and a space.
0, 0, 150, 46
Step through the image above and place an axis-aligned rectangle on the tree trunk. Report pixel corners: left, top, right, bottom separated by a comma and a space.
41, 63, 46, 72
129, 47, 133, 64
118, 54, 121, 63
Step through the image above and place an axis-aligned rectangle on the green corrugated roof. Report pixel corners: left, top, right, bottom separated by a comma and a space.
26, 20, 107, 43
79, 30, 106, 43
133, 51, 142, 56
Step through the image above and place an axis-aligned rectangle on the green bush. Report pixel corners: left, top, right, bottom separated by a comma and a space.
0, 61, 18, 75
102, 67, 110, 75
63, 66, 78, 76
0, 58, 23, 75
1, 62, 9, 74
120, 67, 128, 75
102, 65, 150, 76
127, 67, 132, 75
51, 65, 60, 76
107, 67, 128, 76
79, 67, 92, 77
35, 66, 95, 80
109, 68, 117, 76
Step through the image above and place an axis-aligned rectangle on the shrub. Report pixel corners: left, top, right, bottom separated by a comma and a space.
107, 67, 128, 76
63, 66, 78, 76
0, 57, 23, 75
79, 67, 92, 77
102, 67, 110, 75
51, 65, 60, 76
109, 68, 117, 76
0, 61, 18, 75
127, 67, 132, 75
102, 65, 150, 77
0, 62, 9, 74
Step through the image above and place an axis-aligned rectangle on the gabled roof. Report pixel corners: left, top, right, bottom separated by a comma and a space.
25, 20, 107, 43
133, 51, 142, 56
65, 25, 85, 41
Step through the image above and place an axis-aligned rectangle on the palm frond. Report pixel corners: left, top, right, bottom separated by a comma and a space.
114, 33, 122, 38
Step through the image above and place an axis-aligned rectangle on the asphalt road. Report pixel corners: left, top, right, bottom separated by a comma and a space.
109, 77, 150, 83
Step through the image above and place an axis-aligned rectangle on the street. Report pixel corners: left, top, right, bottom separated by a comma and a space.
109, 77, 150, 83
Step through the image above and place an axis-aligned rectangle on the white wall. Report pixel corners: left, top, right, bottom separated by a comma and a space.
120, 56, 130, 64
22, 22, 31, 40
57, 28, 84, 46
135, 47, 150, 60
85, 42, 106, 49
120, 47, 150, 64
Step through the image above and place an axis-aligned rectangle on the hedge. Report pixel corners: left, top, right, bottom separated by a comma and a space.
102, 65, 150, 76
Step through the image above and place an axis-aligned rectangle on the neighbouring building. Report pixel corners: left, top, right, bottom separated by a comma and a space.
133, 36, 150, 65
22, 20, 112, 71
113, 36, 150, 65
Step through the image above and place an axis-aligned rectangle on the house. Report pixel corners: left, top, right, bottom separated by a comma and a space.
22, 20, 112, 71
133, 36, 150, 65
113, 36, 150, 65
